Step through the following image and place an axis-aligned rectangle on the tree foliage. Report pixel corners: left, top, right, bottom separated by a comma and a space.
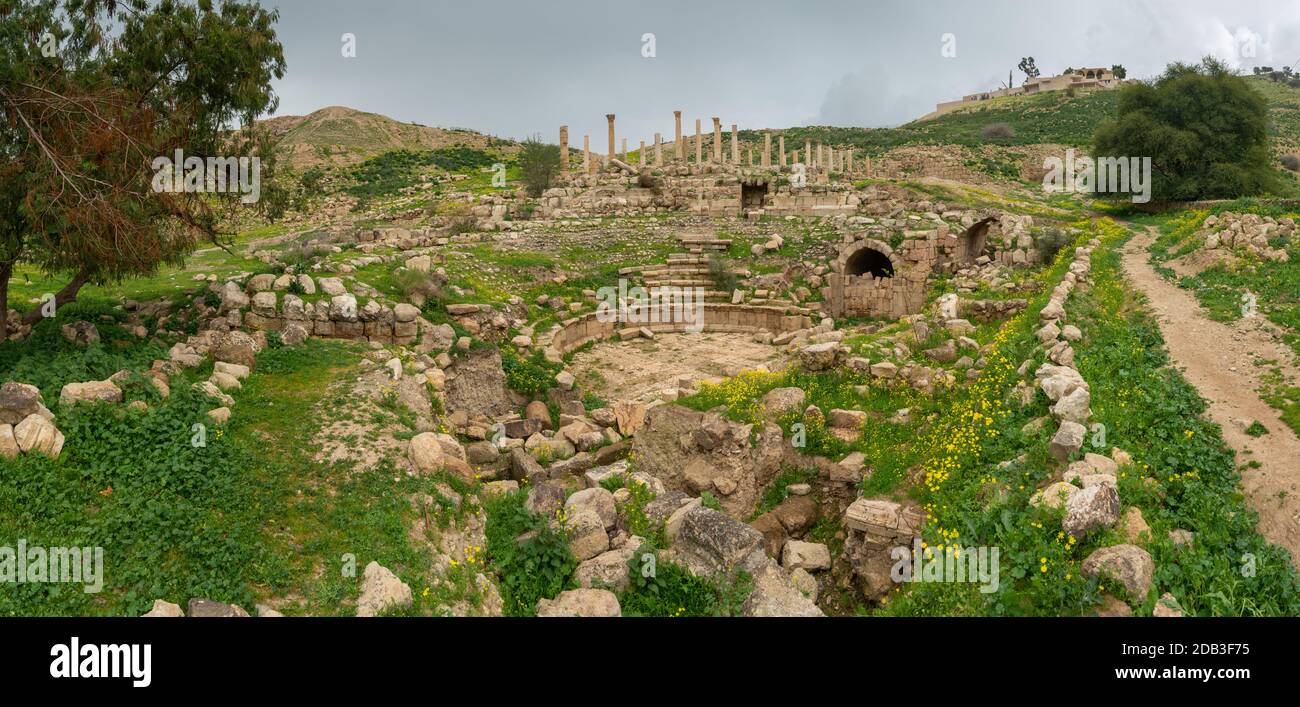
517, 135, 559, 197
1017, 56, 1039, 82
1092, 56, 1276, 202
0, 0, 285, 336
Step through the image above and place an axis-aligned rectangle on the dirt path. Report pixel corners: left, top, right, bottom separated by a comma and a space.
1121, 227, 1300, 564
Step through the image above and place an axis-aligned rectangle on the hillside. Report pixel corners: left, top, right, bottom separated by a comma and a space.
740, 76, 1300, 160
729, 90, 1119, 157
263, 106, 517, 170
1245, 74, 1300, 155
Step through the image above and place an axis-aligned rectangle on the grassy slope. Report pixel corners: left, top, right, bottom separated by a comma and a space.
0, 322, 480, 616
881, 220, 1300, 616
739, 89, 1118, 156
266, 106, 516, 170
746, 75, 1300, 162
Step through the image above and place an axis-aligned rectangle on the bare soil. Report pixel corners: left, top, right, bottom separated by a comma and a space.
567, 332, 787, 404
1122, 228, 1300, 563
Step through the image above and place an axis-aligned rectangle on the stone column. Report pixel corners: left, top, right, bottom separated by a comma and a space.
655, 133, 663, 166
792, 149, 799, 164
694, 118, 702, 164
730, 124, 739, 165
865, 155, 872, 178
846, 148, 855, 173
674, 111, 683, 161
639, 140, 646, 167
805, 140, 812, 167
621, 137, 627, 163
778, 136, 786, 167
762, 131, 771, 167
606, 114, 616, 162
559, 125, 569, 177
583, 134, 591, 173
712, 117, 722, 163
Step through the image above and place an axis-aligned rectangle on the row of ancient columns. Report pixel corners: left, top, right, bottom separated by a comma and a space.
558, 113, 871, 177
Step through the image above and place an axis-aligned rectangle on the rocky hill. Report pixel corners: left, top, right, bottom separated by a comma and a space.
263, 105, 517, 170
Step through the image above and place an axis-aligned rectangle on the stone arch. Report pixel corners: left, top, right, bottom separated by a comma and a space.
960, 217, 996, 263
838, 239, 900, 279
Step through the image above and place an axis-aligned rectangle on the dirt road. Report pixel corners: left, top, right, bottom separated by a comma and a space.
1121, 227, 1300, 563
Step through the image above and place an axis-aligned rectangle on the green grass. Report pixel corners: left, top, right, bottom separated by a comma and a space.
1146, 202, 1300, 352
741, 89, 1119, 157
0, 330, 487, 616
884, 219, 1300, 616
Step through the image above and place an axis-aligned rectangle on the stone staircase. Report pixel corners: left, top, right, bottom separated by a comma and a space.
615, 233, 731, 301
617, 232, 813, 310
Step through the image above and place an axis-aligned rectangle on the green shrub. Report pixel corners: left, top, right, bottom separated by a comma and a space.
619, 552, 752, 617
980, 123, 1015, 140
517, 136, 560, 198
1092, 57, 1276, 201
500, 348, 561, 398
708, 254, 738, 293
1037, 227, 1074, 263
483, 490, 576, 616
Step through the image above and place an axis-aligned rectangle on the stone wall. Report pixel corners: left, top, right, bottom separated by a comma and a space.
537, 163, 863, 219
822, 235, 936, 319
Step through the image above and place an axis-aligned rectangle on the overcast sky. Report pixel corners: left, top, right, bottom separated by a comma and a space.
263, 0, 1300, 145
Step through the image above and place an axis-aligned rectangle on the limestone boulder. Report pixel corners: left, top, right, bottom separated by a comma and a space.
0, 382, 49, 425
211, 330, 260, 370
59, 380, 122, 407
741, 563, 825, 617
1049, 421, 1086, 463
799, 341, 844, 372
761, 387, 806, 417
1062, 484, 1120, 536
356, 562, 413, 617
1082, 544, 1155, 600
782, 540, 831, 571
667, 506, 768, 578
0, 424, 18, 460
565, 487, 617, 530
574, 542, 642, 592
566, 508, 610, 561
14, 414, 64, 458
536, 588, 621, 617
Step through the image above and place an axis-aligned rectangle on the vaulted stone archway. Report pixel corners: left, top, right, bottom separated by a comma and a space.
844, 247, 895, 278
960, 217, 996, 263
836, 239, 901, 280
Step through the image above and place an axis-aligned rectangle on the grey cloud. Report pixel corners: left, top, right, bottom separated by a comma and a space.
262, 0, 1300, 138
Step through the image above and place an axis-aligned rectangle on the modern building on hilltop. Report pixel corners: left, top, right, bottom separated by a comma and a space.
920, 67, 1121, 121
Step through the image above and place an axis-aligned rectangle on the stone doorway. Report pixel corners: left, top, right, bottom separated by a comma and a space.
961, 218, 994, 263
741, 182, 768, 211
